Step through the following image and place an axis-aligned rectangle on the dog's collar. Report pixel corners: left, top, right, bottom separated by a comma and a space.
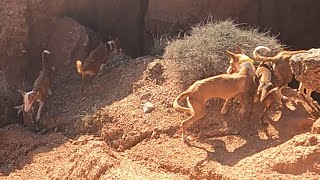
239, 58, 254, 64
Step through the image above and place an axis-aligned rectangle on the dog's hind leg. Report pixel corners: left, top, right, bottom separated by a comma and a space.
97, 63, 107, 77
35, 101, 44, 122
237, 93, 250, 118
220, 98, 230, 115
181, 99, 205, 143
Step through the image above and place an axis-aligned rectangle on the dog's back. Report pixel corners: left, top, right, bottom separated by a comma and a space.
82, 44, 109, 74
188, 62, 256, 100
33, 70, 51, 100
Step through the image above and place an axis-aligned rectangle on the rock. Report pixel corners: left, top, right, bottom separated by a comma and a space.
143, 102, 155, 113
311, 118, 320, 134
290, 48, 320, 92
145, 61, 165, 84
140, 92, 151, 100
47, 17, 90, 68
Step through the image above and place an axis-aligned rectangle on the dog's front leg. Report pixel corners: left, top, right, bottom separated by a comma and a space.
298, 82, 306, 95
237, 94, 248, 118
35, 101, 44, 121
220, 99, 230, 115
276, 87, 288, 101
260, 99, 272, 124
97, 63, 107, 77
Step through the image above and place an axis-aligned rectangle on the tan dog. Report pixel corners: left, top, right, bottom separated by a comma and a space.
15, 50, 52, 122
222, 45, 255, 115
173, 51, 256, 143
253, 46, 307, 100
76, 38, 122, 91
225, 46, 278, 123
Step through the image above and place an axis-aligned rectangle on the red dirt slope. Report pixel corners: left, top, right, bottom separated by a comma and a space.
1, 56, 319, 179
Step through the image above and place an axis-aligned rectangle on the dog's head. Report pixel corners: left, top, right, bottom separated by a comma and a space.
107, 37, 122, 54
226, 46, 254, 74
17, 89, 39, 112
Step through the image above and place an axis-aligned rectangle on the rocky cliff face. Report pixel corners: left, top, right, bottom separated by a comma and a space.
291, 49, 320, 93
146, 0, 320, 50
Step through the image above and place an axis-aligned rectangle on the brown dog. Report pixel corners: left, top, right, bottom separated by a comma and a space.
253, 46, 307, 101
15, 50, 52, 122
76, 38, 122, 91
173, 51, 256, 143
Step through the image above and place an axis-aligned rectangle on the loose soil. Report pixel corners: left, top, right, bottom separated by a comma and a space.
1, 55, 319, 179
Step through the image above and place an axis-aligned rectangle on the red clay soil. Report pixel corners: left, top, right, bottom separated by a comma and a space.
1, 56, 320, 179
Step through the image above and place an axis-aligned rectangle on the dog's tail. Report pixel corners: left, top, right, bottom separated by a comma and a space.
41, 50, 51, 70
254, 46, 307, 62
276, 50, 308, 60
76, 60, 84, 75
253, 46, 271, 61
261, 87, 279, 102
173, 91, 193, 114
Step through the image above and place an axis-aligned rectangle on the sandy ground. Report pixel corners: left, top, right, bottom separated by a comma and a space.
1, 56, 319, 179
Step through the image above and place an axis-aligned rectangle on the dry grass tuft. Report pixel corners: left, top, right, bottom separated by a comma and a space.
150, 26, 175, 56
164, 19, 284, 85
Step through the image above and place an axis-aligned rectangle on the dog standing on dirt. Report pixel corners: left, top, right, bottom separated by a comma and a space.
173, 50, 256, 143
15, 50, 53, 122
76, 38, 122, 91
253, 46, 307, 101
222, 45, 256, 115
227, 46, 307, 122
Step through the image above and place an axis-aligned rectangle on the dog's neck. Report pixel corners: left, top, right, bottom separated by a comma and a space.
22, 90, 38, 112
239, 57, 254, 64
239, 62, 256, 77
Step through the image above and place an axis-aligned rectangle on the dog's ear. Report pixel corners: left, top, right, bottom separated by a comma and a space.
235, 45, 242, 54
226, 50, 237, 59
235, 44, 246, 55
18, 89, 26, 96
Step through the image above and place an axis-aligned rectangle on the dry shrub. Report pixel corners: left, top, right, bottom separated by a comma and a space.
164, 19, 284, 85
